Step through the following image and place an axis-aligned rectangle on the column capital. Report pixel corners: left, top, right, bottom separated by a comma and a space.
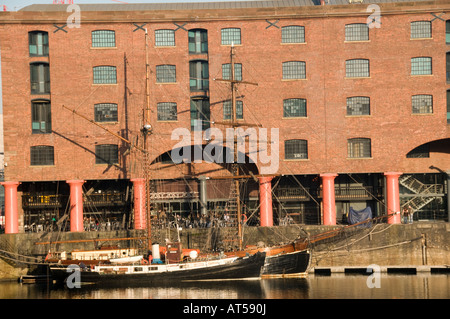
0, 181, 20, 187
66, 179, 85, 185
258, 176, 274, 183
384, 172, 402, 177
320, 173, 338, 179
131, 178, 145, 183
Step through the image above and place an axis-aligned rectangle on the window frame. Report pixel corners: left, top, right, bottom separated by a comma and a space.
282, 61, 306, 80
94, 103, 118, 122
411, 95, 433, 114
283, 98, 307, 118
156, 65, 176, 83
281, 26, 305, 44
410, 21, 432, 39
284, 139, 308, 160
95, 144, 119, 165
157, 102, 178, 121
222, 63, 242, 81
31, 99, 52, 134
344, 23, 369, 42
30, 62, 50, 94
91, 30, 116, 48
221, 28, 241, 45
345, 59, 370, 78
190, 97, 210, 131
155, 29, 175, 47
223, 100, 243, 120
411, 57, 432, 75
93, 65, 117, 84
347, 138, 372, 158
346, 96, 370, 116
189, 60, 209, 92
29, 31, 49, 57
188, 29, 208, 54
30, 145, 54, 166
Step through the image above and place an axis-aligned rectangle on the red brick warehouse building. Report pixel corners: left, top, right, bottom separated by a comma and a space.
0, 0, 449, 234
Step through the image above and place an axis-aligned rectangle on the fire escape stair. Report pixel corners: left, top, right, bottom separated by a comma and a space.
399, 175, 441, 211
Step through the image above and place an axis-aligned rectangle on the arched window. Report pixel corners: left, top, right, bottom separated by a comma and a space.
282, 61, 306, 79
188, 29, 208, 53
31, 99, 51, 133
30, 62, 50, 94
93, 66, 117, 84
155, 29, 175, 47
91, 30, 116, 47
283, 99, 307, 117
345, 59, 369, 78
347, 138, 371, 158
94, 103, 118, 122
190, 60, 209, 91
29, 31, 49, 56
30, 145, 54, 166
345, 24, 369, 41
281, 26, 305, 43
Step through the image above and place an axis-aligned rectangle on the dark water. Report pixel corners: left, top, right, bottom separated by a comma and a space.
1, 273, 449, 299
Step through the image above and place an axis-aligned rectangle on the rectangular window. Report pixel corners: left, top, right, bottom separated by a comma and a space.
156, 65, 176, 83
155, 29, 175, 46
347, 97, 370, 116
222, 63, 242, 81
411, 57, 432, 75
345, 24, 369, 41
348, 138, 371, 158
283, 99, 307, 117
30, 146, 54, 166
282, 61, 306, 80
446, 21, 450, 44
345, 59, 370, 78
30, 63, 50, 94
95, 144, 119, 164
188, 29, 208, 54
410, 21, 432, 39
191, 98, 210, 131
221, 28, 241, 45
29, 31, 49, 56
223, 100, 243, 120
412, 95, 433, 114
93, 66, 117, 84
95, 103, 118, 122
281, 26, 305, 43
32, 100, 51, 133
92, 30, 116, 47
190, 60, 209, 91
285, 140, 308, 160
157, 102, 177, 121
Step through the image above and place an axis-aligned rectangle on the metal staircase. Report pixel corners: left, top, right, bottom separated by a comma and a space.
399, 175, 444, 211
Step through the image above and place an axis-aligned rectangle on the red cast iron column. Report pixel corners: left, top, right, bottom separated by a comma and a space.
320, 173, 338, 225
66, 180, 85, 232
1, 181, 20, 234
259, 176, 274, 227
131, 178, 146, 230
384, 172, 402, 224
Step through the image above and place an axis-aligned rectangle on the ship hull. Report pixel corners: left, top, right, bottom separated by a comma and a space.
50, 252, 266, 286
262, 250, 310, 277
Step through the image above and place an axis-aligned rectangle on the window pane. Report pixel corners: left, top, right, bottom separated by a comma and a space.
156, 65, 176, 83
446, 21, 450, 44
32, 100, 52, 133
285, 140, 308, 159
92, 30, 116, 47
223, 100, 243, 120
93, 66, 117, 84
283, 99, 307, 117
155, 29, 175, 46
410, 21, 431, 39
348, 138, 371, 158
189, 29, 208, 53
411, 57, 432, 75
345, 24, 369, 41
282, 61, 306, 79
190, 98, 210, 131
345, 59, 369, 78
95, 144, 119, 164
221, 28, 241, 45
29, 31, 49, 56
157, 102, 177, 121
95, 103, 118, 122
30, 63, 50, 94
347, 97, 370, 115
30, 146, 54, 166
412, 95, 433, 114
222, 63, 242, 81
282, 26, 305, 43
190, 60, 209, 91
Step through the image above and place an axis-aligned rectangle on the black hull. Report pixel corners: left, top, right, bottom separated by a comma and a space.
50, 252, 266, 286
262, 250, 310, 276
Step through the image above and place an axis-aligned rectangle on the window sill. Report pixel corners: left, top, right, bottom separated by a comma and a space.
284, 159, 309, 161
410, 37, 432, 40
411, 113, 433, 116
92, 83, 118, 86
344, 40, 370, 43
221, 44, 242, 47
280, 42, 307, 45
345, 115, 371, 118
282, 78, 307, 81
410, 74, 433, 77
95, 121, 119, 124
157, 120, 178, 123
156, 82, 178, 85
344, 77, 371, 79
346, 157, 373, 160
30, 165, 55, 168
154, 45, 176, 48
90, 47, 117, 50
282, 116, 308, 119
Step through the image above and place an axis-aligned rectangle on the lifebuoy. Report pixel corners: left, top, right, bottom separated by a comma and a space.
141, 258, 148, 265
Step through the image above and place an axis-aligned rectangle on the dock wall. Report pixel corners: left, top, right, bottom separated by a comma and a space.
0, 222, 449, 280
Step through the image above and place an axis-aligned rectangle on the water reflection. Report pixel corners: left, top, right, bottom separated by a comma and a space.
1, 274, 449, 299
